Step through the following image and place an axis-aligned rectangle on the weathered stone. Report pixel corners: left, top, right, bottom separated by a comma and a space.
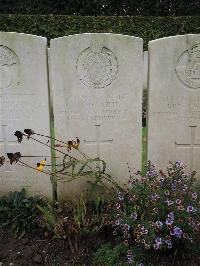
50, 33, 143, 200
0, 32, 51, 198
147, 34, 200, 174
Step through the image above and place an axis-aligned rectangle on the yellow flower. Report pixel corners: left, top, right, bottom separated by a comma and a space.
36, 159, 46, 173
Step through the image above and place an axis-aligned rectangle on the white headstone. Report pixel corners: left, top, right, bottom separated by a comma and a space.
50, 33, 143, 200
148, 34, 200, 174
0, 32, 51, 198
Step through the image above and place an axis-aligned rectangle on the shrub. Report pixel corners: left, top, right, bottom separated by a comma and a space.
0, 188, 45, 235
94, 242, 128, 266
109, 161, 200, 264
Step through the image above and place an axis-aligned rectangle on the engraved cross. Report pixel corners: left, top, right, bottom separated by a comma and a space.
0, 125, 20, 171
175, 126, 200, 171
83, 124, 113, 158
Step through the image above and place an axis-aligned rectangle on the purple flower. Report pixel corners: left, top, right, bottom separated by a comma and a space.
168, 212, 174, 220
165, 218, 173, 226
165, 239, 172, 249
150, 193, 160, 201
155, 237, 162, 245
131, 212, 137, 221
171, 183, 177, 191
175, 161, 184, 168
155, 221, 163, 228
146, 166, 158, 178
165, 212, 174, 226
170, 226, 183, 238
187, 205, 196, 213
127, 250, 134, 264
175, 199, 182, 205
141, 226, 148, 235
165, 199, 174, 206
192, 192, 198, 200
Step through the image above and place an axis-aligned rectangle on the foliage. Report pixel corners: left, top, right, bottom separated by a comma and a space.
0, 188, 45, 235
37, 191, 112, 255
9, 130, 122, 199
36, 203, 64, 238
94, 242, 128, 266
0, 15, 199, 50
109, 161, 200, 264
0, 0, 199, 16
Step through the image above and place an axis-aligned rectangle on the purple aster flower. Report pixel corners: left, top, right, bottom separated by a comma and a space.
167, 243, 172, 249
192, 192, 198, 200
117, 191, 124, 201
168, 212, 174, 220
170, 226, 183, 238
155, 220, 163, 228
171, 183, 177, 191
155, 237, 162, 245
151, 193, 160, 201
187, 205, 196, 213
165, 199, 174, 206
141, 226, 148, 235
146, 166, 158, 178
165, 239, 172, 249
131, 212, 137, 221
175, 199, 182, 205
127, 250, 134, 264
175, 161, 184, 168
165, 218, 173, 226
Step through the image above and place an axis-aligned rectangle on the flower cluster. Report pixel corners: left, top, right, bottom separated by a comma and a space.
110, 161, 200, 263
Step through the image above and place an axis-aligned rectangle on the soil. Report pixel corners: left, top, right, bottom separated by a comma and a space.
1, 229, 200, 266
0, 229, 102, 265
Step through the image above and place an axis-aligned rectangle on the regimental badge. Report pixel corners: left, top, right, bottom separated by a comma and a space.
76, 41, 118, 89
176, 43, 200, 89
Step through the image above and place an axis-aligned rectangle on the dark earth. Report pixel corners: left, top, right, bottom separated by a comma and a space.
0, 230, 101, 265
1, 229, 200, 265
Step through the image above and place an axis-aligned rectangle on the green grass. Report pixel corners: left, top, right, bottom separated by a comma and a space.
142, 127, 147, 174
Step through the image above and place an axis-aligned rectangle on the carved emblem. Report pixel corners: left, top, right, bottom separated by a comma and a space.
0, 46, 20, 89
175, 43, 200, 89
76, 42, 118, 89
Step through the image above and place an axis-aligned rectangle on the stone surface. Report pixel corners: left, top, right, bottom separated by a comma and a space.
147, 34, 200, 174
50, 33, 143, 200
0, 32, 51, 198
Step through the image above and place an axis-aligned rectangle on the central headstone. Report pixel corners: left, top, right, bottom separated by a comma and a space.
0, 33, 51, 198
148, 34, 200, 174
50, 33, 143, 200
